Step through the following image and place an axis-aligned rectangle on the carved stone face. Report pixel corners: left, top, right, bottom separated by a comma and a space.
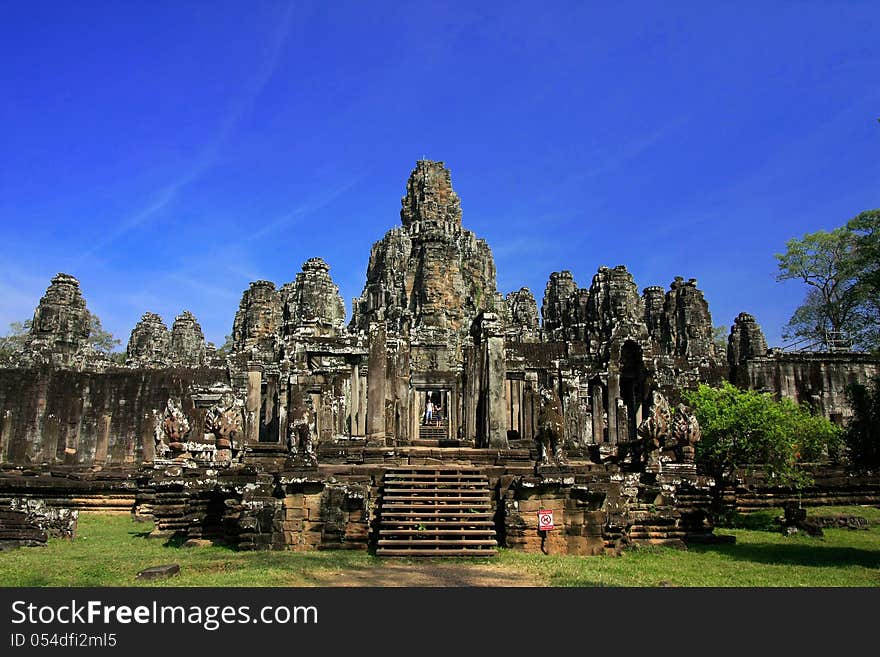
38, 308, 59, 332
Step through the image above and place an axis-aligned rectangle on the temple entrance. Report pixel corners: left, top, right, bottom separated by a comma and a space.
415, 388, 450, 441
618, 341, 646, 441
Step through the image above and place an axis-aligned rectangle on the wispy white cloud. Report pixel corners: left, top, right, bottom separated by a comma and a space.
75, 4, 297, 263
166, 273, 241, 302
247, 174, 366, 241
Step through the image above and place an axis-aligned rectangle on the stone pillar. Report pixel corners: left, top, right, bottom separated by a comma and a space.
616, 401, 629, 442
464, 347, 478, 442
510, 379, 521, 436
278, 363, 290, 448
366, 323, 386, 443
350, 361, 360, 437
483, 313, 508, 448
95, 413, 111, 465
246, 362, 263, 445
41, 414, 60, 464
141, 412, 156, 463
522, 371, 539, 441
32, 380, 48, 463
357, 369, 367, 436
607, 373, 620, 444
449, 387, 459, 440
394, 342, 410, 443
0, 410, 12, 464
591, 383, 604, 444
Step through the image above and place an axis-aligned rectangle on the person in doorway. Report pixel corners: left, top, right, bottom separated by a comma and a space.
424, 398, 434, 425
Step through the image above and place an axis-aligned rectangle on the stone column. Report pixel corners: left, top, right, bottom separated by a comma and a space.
394, 342, 410, 443
483, 313, 508, 449
141, 412, 156, 463
0, 410, 13, 464
464, 347, 478, 441
591, 383, 604, 444
449, 387, 459, 440
31, 378, 48, 464
607, 373, 620, 444
366, 323, 386, 443
350, 360, 360, 437
513, 379, 522, 436
95, 413, 111, 465
246, 362, 263, 445
278, 363, 290, 448
357, 369, 367, 436
41, 414, 60, 464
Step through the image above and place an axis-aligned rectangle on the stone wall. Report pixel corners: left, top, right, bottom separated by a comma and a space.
0, 367, 227, 467
500, 466, 714, 555
138, 464, 372, 551
734, 352, 880, 422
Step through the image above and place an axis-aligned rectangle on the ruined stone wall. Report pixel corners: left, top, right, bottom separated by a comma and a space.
732, 464, 880, 511
500, 468, 714, 555
140, 465, 372, 551
736, 352, 880, 421
0, 367, 228, 467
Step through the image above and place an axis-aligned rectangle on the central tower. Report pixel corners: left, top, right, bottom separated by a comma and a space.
351, 160, 499, 365
351, 160, 500, 443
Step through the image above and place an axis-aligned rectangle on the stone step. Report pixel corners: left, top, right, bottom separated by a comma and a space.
380, 511, 495, 520
378, 538, 498, 547
382, 491, 490, 499
379, 519, 496, 527
379, 528, 498, 536
382, 495, 490, 503
628, 531, 687, 539
376, 548, 498, 557
384, 473, 487, 480
385, 481, 489, 492
376, 466, 498, 558
384, 467, 484, 474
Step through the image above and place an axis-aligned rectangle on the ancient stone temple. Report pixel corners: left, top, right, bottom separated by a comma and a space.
23, 273, 92, 366
127, 312, 171, 367
1, 159, 878, 556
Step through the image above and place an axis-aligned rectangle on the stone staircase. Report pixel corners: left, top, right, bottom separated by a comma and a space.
626, 503, 687, 547
418, 416, 448, 441
375, 467, 498, 557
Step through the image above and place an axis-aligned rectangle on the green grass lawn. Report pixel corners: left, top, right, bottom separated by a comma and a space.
1, 507, 878, 587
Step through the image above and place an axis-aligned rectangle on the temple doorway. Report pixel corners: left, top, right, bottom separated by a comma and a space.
618, 341, 646, 441
416, 389, 450, 440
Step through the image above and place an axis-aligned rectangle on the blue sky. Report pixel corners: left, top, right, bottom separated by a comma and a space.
1, 1, 878, 349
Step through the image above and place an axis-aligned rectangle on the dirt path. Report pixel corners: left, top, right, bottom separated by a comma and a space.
306, 562, 545, 587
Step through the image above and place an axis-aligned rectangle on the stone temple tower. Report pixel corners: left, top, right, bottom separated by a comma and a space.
351, 160, 498, 365
350, 160, 501, 443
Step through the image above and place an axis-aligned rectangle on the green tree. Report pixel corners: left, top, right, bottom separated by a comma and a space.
775, 226, 861, 349
1, 313, 122, 359
215, 334, 234, 356
684, 382, 842, 517
85, 312, 121, 354
844, 376, 880, 469
776, 210, 880, 352
0, 320, 31, 360
712, 325, 728, 357
847, 210, 880, 350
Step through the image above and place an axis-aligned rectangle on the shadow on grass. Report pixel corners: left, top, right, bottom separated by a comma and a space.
127, 528, 239, 551
690, 541, 880, 569
718, 511, 780, 532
